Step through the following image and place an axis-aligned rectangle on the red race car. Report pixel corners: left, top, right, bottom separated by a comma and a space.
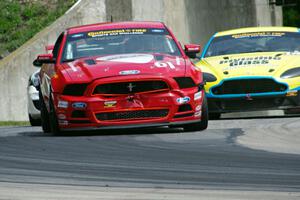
33, 21, 207, 134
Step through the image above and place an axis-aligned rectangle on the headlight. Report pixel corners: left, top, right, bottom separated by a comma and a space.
63, 84, 88, 96
174, 77, 196, 88
281, 67, 300, 79
203, 72, 217, 82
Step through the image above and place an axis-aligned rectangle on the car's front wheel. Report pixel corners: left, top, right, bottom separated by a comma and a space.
183, 95, 208, 132
49, 97, 61, 136
28, 114, 41, 126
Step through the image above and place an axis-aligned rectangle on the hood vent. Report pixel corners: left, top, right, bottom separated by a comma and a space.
85, 59, 96, 65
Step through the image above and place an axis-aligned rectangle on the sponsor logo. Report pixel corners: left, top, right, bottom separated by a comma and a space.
119, 70, 140, 75
57, 114, 66, 120
176, 96, 190, 104
196, 105, 202, 111
72, 102, 87, 109
194, 91, 202, 100
104, 101, 117, 108
58, 100, 68, 108
194, 111, 202, 117
97, 54, 153, 64
71, 33, 84, 38
152, 29, 164, 33
58, 120, 68, 125
286, 90, 298, 97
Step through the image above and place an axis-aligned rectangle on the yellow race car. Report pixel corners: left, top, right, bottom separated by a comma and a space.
196, 27, 300, 119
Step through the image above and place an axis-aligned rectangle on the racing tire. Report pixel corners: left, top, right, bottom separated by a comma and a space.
39, 92, 51, 133
49, 97, 61, 136
209, 113, 221, 120
183, 95, 208, 132
28, 114, 41, 126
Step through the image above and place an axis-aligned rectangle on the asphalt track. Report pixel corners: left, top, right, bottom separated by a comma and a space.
0, 115, 300, 199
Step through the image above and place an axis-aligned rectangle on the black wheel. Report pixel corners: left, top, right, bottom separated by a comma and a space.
209, 113, 221, 120
49, 97, 61, 136
39, 92, 51, 133
28, 114, 41, 126
184, 95, 208, 132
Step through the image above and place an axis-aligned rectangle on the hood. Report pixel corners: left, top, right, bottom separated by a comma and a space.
62, 53, 186, 82
201, 52, 300, 78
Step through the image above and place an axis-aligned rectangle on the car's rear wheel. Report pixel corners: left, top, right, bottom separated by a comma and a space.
28, 114, 41, 126
183, 95, 208, 132
39, 92, 51, 133
49, 97, 61, 136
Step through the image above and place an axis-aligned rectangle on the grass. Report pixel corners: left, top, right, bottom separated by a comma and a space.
0, 121, 30, 126
0, 0, 76, 58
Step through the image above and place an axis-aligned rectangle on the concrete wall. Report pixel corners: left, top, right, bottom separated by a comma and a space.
132, 0, 282, 45
0, 0, 283, 121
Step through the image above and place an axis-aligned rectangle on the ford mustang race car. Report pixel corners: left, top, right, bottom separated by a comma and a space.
33, 21, 207, 134
196, 27, 300, 119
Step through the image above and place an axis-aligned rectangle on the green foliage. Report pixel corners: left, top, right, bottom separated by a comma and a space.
283, 0, 300, 27
0, 121, 29, 126
0, 0, 76, 57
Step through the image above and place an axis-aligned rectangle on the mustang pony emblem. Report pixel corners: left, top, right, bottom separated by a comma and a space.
127, 83, 136, 92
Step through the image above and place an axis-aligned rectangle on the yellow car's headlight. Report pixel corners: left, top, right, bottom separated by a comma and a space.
281, 67, 300, 79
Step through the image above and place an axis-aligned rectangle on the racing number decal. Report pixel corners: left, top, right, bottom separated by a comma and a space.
154, 61, 176, 69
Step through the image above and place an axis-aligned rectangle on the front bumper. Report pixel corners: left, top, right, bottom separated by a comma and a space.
207, 89, 300, 113
52, 88, 204, 130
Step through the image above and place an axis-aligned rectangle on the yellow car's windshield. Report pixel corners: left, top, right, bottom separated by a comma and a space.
204, 31, 300, 57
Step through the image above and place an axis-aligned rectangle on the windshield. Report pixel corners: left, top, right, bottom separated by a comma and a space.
62, 28, 181, 62
204, 31, 300, 57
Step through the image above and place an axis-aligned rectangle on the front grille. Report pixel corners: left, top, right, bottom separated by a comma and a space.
96, 109, 169, 121
211, 98, 285, 111
93, 80, 168, 95
71, 110, 86, 118
212, 78, 287, 95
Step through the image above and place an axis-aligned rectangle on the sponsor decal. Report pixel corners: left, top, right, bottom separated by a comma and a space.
152, 29, 164, 33
286, 51, 300, 55
104, 101, 117, 108
71, 33, 84, 38
196, 105, 202, 111
58, 120, 68, 125
97, 54, 153, 64
58, 100, 68, 108
194, 111, 202, 117
72, 102, 87, 109
88, 29, 147, 37
176, 96, 190, 104
57, 114, 66, 120
119, 70, 140, 75
246, 94, 253, 100
219, 56, 281, 67
154, 61, 176, 69
232, 32, 285, 39
286, 90, 298, 97
194, 91, 202, 100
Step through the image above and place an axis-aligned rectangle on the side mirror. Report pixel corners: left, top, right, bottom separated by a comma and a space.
45, 45, 54, 53
184, 44, 201, 59
33, 54, 55, 67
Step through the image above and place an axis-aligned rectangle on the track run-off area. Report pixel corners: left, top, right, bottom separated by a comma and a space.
0, 113, 300, 199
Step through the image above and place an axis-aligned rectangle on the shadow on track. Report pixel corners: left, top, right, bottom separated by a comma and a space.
19, 126, 184, 138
